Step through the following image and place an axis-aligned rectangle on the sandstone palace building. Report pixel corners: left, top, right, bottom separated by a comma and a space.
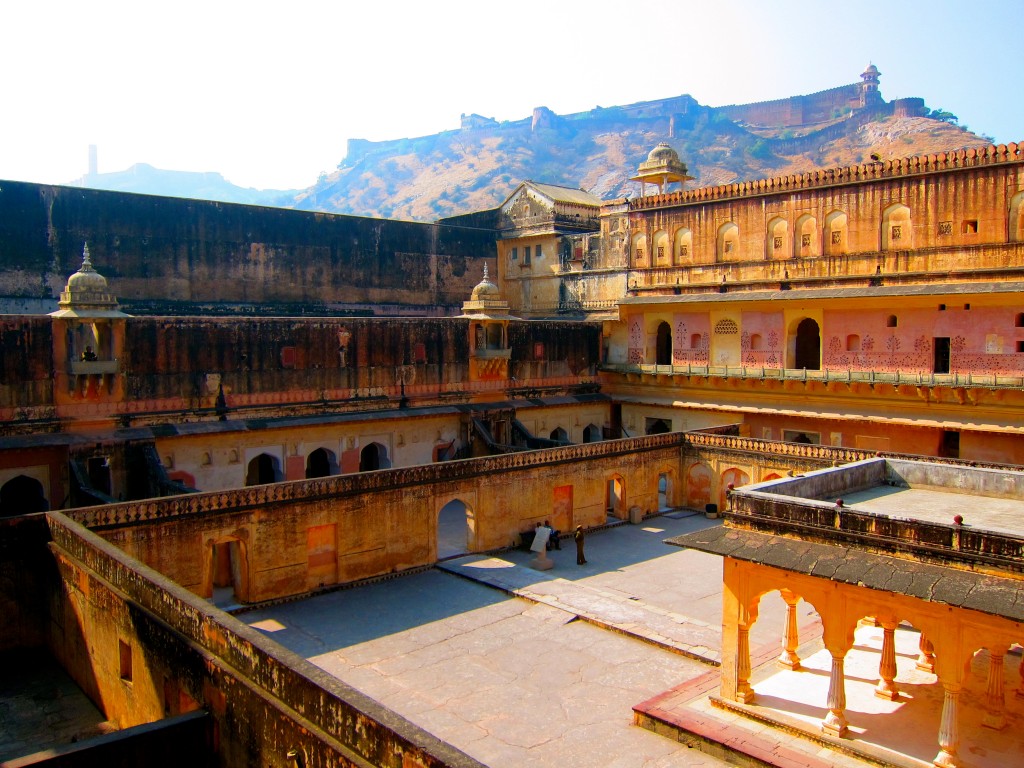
0, 101, 1022, 766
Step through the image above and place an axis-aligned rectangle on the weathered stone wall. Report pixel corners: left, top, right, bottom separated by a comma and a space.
45, 513, 485, 768
0, 514, 51, 651
0, 181, 495, 315
0, 316, 53, 408
67, 434, 687, 602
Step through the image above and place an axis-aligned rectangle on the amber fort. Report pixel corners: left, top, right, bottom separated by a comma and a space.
0, 67, 1022, 768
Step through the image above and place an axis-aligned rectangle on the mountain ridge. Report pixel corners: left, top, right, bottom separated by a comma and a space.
67, 70, 993, 222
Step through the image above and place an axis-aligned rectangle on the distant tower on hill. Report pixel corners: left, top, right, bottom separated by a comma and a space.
88, 144, 98, 178
859, 64, 882, 107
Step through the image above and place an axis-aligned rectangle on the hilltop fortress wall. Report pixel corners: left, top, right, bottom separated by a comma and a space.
0, 181, 494, 316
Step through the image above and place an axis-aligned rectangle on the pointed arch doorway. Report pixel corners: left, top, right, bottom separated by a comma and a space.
791, 318, 821, 370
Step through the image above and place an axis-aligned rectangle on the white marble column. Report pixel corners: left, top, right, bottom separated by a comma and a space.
822, 652, 848, 737
875, 621, 900, 700
982, 650, 1007, 730
933, 683, 961, 768
777, 589, 801, 670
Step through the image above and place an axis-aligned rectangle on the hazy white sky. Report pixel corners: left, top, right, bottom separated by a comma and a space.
3, 0, 1021, 191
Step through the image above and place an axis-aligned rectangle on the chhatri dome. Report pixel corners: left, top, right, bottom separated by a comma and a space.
461, 263, 515, 319
470, 262, 500, 301
50, 243, 127, 318
630, 143, 694, 196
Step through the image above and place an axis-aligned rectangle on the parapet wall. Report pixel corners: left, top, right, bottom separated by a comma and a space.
630, 142, 1024, 211
0, 181, 495, 315
46, 512, 484, 768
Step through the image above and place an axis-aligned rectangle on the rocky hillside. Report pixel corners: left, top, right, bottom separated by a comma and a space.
292, 108, 990, 222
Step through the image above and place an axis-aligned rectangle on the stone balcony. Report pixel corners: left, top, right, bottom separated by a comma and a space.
68, 359, 119, 376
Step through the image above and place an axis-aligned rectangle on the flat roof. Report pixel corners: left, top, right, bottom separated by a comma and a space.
667, 525, 1024, 622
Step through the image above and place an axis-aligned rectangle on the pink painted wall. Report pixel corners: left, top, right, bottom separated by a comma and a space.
823, 306, 1024, 375
672, 313, 710, 365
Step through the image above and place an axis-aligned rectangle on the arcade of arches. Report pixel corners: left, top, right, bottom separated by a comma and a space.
718, 558, 1023, 768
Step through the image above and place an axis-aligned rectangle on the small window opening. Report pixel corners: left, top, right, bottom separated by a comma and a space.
119, 639, 133, 681
1018, 341, 1024, 353
938, 304, 946, 311
964, 304, 970, 310
1015, 313, 1024, 328
886, 315, 898, 328
962, 220, 978, 234
847, 334, 861, 352
510, 247, 517, 261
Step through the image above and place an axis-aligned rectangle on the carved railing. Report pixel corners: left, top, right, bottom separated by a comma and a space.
729, 482, 1024, 570
684, 432, 872, 464
685, 432, 1023, 472
67, 432, 689, 529
600, 363, 1024, 389
630, 142, 1023, 211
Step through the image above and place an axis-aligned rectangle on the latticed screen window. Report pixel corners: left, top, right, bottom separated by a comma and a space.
831, 231, 842, 245
724, 241, 734, 253
657, 246, 665, 259
678, 245, 688, 257
801, 234, 811, 247
938, 221, 952, 235
636, 248, 644, 260
773, 237, 783, 249
891, 225, 902, 241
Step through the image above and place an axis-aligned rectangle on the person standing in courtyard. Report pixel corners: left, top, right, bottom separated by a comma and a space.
574, 525, 586, 564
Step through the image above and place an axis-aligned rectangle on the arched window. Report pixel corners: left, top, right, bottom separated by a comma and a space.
246, 453, 282, 485
359, 443, 391, 472
847, 334, 861, 352
795, 214, 816, 257
887, 315, 898, 328
767, 217, 788, 259
690, 332, 702, 349
750, 333, 764, 351
882, 203, 912, 250
631, 233, 647, 266
824, 210, 847, 254
655, 321, 672, 365
1009, 191, 1024, 242
653, 230, 669, 263
549, 427, 569, 442
717, 222, 739, 260
583, 424, 601, 443
306, 448, 338, 478
673, 228, 693, 264
791, 318, 821, 370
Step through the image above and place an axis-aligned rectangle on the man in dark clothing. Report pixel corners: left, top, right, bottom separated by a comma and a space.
544, 519, 561, 550
574, 525, 586, 564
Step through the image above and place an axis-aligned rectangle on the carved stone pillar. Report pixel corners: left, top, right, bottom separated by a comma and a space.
875, 621, 900, 700
822, 652, 848, 737
917, 633, 936, 673
933, 683, 961, 768
982, 651, 1006, 730
777, 589, 801, 670
736, 624, 756, 703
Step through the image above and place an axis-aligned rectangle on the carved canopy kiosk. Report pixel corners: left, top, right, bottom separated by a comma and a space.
459, 264, 517, 382
668, 458, 1024, 768
49, 244, 129, 408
